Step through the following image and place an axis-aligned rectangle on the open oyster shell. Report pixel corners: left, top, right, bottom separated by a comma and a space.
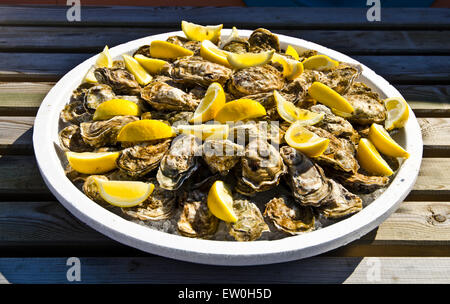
228, 64, 284, 97
202, 139, 245, 176
318, 179, 363, 219
94, 67, 141, 95
59, 124, 93, 152
141, 81, 199, 111
227, 197, 269, 241
343, 82, 386, 125
84, 84, 115, 111
248, 28, 280, 53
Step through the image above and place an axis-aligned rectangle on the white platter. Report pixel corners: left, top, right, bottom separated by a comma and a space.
33, 29, 423, 266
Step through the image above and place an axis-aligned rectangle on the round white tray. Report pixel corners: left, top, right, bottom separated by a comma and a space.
33, 30, 423, 266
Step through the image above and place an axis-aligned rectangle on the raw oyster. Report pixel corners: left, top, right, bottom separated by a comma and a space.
94, 67, 141, 95
318, 63, 361, 95
264, 196, 315, 235
318, 179, 362, 219
169, 56, 232, 87
202, 139, 244, 175
70, 82, 96, 103
236, 138, 286, 195
177, 190, 219, 238
248, 28, 280, 52
122, 178, 177, 221
166, 35, 201, 55
141, 81, 199, 111
133, 45, 151, 57
280, 146, 330, 207
59, 124, 93, 152
306, 126, 359, 173
326, 169, 389, 193
84, 84, 115, 111
221, 28, 249, 54
228, 197, 269, 241
297, 49, 318, 62
60, 101, 93, 125
80, 115, 138, 148
157, 134, 201, 190
228, 64, 284, 97
343, 82, 386, 125
82, 175, 109, 207
116, 139, 171, 178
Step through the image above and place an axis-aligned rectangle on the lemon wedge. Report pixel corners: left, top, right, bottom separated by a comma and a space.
274, 90, 324, 125
200, 40, 231, 67
357, 138, 394, 176
272, 53, 304, 80
384, 97, 409, 131
150, 40, 194, 59
207, 180, 237, 223
308, 82, 354, 113
227, 50, 274, 70
94, 178, 154, 208
84, 45, 113, 83
181, 20, 223, 44
285, 45, 300, 61
175, 124, 229, 140
302, 54, 339, 71
284, 121, 330, 157
66, 151, 119, 174
215, 99, 267, 123
122, 54, 152, 86
134, 54, 169, 74
117, 119, 175, 142
368, 123, 410, 158
331, 108, 353, 118
190, 82, 226, 123
93, 99, 140, 121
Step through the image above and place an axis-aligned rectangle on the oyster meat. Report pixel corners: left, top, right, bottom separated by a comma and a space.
166, 35, 201, 55
264, 196, 315, 235
343, 82, 386, 125
248, 28, 280, 53
94, 67, 141, 95
202, 139, 244, 175
325, 168, 389, 194
228, 64, 284, 97
60, 101, 93, 125
117, 139, 171, 177
228, 197, 269, 241
157, 134, 201, 190
141, 81, 199, 111
84, 84, 115, 111
59, 124, 93, 152
318, 63, 361, 95
318, 179, 363, 219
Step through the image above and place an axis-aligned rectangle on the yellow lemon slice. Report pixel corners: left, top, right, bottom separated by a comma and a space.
207, 180, 237, 223
302, 54, 339, 71
66, 151, 119, 174
357, 138, 394, 176
181, 20, 223, 44
227, 50, 274, 70
284, 121, 330, 157
93, 99, 140, 121
122, 54, 152, 86
134, 54, 168, 75
84, 45, 113, 83
368, 123, 410, 158
384, 97, 409, 131
149, 40, 194, 59
175, 124, 229, 140
271, 53, 304, 80
285, 45, 300, 61
274, 90, 324, 125
200, 40, 231, 67
215, 99, 267, 123
117, 119, 175, 142
331, 108, 353, 118
94, 178, 154, 208
308, 82, 354, 113
190, 82, 226, 123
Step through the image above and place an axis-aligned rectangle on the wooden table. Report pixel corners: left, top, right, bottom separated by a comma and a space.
0, 5, 449, 284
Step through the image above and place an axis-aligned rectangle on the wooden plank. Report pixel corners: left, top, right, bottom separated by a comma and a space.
2, 27, 450, 55
1, 117, 448, 155
0, 6, 449, 29
0, 82, 448, 117
0, 257, 449, 283
0, 53, 449, 84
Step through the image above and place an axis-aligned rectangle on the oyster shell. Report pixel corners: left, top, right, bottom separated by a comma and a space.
60, 101, 93, 125
70, 82, 96, 103
94, 67, 141, 95
248, 28, 280, 53
318, 63, 361, 95
202, 139, 245, 175
133, 45, 151, 57
59, 124, 93, 152
264, 196, 315, 235
327, 169, 390, 194
343, 82, 386, 125
227, 197, 269, 241
80, 115, 138, 148
169, 56, 232, 87
297, 49, 318, 62
157, 134, 201, 190
280, 146, 330, 207
318, 179, 363, 219
116, 139, 171, 178
228, 64, 284, 97
177, 190, 218, 238
141, 81, 199, 111
236, 138, 286, 195
122, 178, 177, 221
82, 175, 109, 207
84, 84, 115, 111
166, 35, 201, 55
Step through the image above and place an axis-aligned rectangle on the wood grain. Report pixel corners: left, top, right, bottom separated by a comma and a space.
0, 256, 449, 283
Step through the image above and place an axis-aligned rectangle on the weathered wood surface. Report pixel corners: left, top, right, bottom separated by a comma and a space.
0, 6, 449, 29
0, 257, 449, 284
